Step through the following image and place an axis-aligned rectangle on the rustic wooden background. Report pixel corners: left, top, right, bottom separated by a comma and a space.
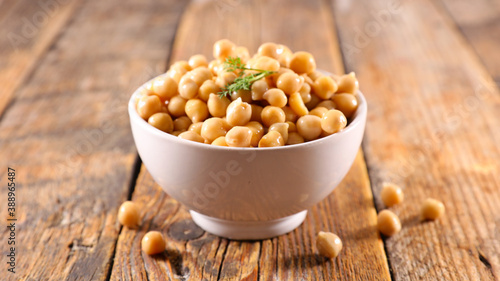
0, 0, 499, 280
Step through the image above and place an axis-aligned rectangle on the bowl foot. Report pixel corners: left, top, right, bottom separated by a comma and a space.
189, 210, 308, 240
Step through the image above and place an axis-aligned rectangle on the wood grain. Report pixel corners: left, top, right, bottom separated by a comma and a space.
111, 0, 390, 280
331, 0, 500, 279
0, 0, 187, 280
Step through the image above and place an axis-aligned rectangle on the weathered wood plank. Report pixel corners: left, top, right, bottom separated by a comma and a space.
331, 0, 500, 279
112, 0, 390, 280
0, 0, 187, 280
0, 0, 82, 117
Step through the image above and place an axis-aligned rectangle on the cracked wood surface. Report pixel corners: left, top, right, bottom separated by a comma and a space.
1, 0, 499, 280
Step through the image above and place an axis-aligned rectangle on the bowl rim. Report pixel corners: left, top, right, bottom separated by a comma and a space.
128, 72, 367, 151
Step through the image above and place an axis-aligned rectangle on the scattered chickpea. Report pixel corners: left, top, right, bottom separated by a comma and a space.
380, 183, 404, 207
377, 210, 401, 237
141, 231, 166, 255
421, 198, 445, 221
118, 201, 140, 228
316, 231, 342, 259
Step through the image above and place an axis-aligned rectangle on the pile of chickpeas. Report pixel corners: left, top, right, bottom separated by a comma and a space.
134, 39, 359, 147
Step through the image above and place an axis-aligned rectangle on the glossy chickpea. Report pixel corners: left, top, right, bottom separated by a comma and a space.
166, 69, 183, 84
421, 198, 445, 221
377, 210, 401, 237
286, 121, 297, 132
317, 100, 336, 110
246, 121, 264, 147
289, 92, 309, 117
258, 131, 284, 147
208, 59, 223, 75
309, 107, 329, 118
305, 93, 321, 110
299, 83, 312, 103
337, 72, 359, 94
178, 131, 204, 143
178, 76, 199, 99
277, 72, 302, 95
173, 116, 192, 131
321, 109, 347, 134
231, 89, 252, 103
251, 79, 269, 100
225, 126, 253, 147
263, 88, 287, 107
199, 80, 219, 102
226, 98, 252, 126
137, 95, 162, 120
201, 117, 227, 143
235, 46, 250, 62
152, 76, 178, 102
287, 132, 304, 145
189, 67, 212, 86
288, 51, 316, 74
296, 115, 322, 141
301, 74, 314, 86
168, 96, 188, 117
188, 54, 208, 69
332, 93, 358, 119
308, 70, 324, 82
215, 72, 237, 88
118, 201, 140, 228
171, 60, 191, 72
141, 231, 166, 255
188, 122, 204, 135
252, 56, 280, 72
258, 42, 279, 59
277, 45, 293, 67
270, 67, 293, 86
313, 76, 337, 99
221, 117, 233, 131
380, 183, 404, 207
213, 39, 235, 60
316, 231, 342, 259
207, 93, 231, 117
212, 136, 228, 146
282, 106, 298, 122
250, 104, 263, 123
261, 106, 286, 127
185, 99, 209, 123
148, 113, 174, 133
269, 122, 289, 143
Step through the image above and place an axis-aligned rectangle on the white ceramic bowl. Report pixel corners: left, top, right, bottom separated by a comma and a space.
128, 73, 367, 240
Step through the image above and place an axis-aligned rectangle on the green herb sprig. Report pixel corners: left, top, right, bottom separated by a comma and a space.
218, 57, 276, 98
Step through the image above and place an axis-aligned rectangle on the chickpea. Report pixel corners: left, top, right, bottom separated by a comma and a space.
188, 122, 204, 135
317, 100, 336, 110
277, 72, 302, 95
235, 46, 250, 62
313, 76, 337, 99
118, 201, 140, 228
263, 88, 287, 107
337, 72, 359, 94
332, 93, 358, 119
231, 89, 252, 103
189, 67, 213, 86
286, 121, 297, 132
380, 183, 404, 207
269, 122, 289, 143
288, 51, 316, 74
225, 126, 253, 147
270, 67, 293, 86
251, 79, 269, 100
215, 71, 237, 88
258, 42, 279, 59
188, 54, 208, 69
309, 107, 329, 118
316, 231, 342, 259
261, 106, 286, 127
178, 131, 204, 143
277, 44, 293, 66
168, 96, 188, 117
208, 59, 223, 75
377, 210, 401, 237
199, 80, 219, 102
201, 117, 227, 142
282, 106, 298, 122
308, 70, 323, 82
296, 115, 322, 141
289, 92, 309, 117
226, 98, 252, 126
137, 95, 162, 120
252, 56, 280, 72
179, 76, 199, 99
173, 116, 192, 131
250, 104, 263, 123
141, 231, 166, 255
213, 39, 235, 60
421, 198, 445, 221
298, 82, 312, 103
301, 73, 314, 86
148, 113, 174, 133
212, 136, 228, 146
246, 121, 264, 147
305, 93, 321, 110
287, 132, 304, 145
171, 60, 191, 72
171, 131, 182, 136
221, 117, 233, 131
207, 93, 231, 117
321, 110, 347, 134
185, 99, 209, 123
258, 131, 285, 147
151, 76, 178, 102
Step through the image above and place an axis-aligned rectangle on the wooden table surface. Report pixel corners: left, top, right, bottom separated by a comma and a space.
1, 0, 499, 280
